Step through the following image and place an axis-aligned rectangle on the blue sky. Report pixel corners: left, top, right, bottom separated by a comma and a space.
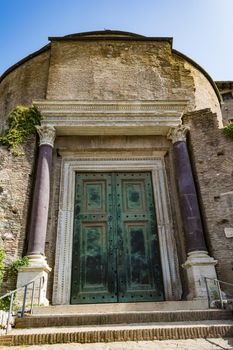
1, 0, 232, 80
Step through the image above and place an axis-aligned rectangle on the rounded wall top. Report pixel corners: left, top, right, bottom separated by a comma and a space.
0, 30, 220, 104
64, 30, 146, 39
0, 30, 172, 83
48, 30, 173, 43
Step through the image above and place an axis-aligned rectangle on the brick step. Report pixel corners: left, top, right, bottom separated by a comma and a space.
15, 310, 232, 328
1, 321, 233, 346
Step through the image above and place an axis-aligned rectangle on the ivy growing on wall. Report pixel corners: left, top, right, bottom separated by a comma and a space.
0, 105, 42, 155
223, 123, 233, 138
0, 255, 29, 310
8, 256, 29, 279
0, 254, 29, 290
0, 249, 5, 286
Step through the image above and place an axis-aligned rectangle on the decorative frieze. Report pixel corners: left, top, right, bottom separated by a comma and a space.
34, 100, 188, 115
33, 100, 188, 136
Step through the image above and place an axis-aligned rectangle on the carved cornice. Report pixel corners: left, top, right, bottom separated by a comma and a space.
167, 125, 189, 144
36, 125, 56, 147
34, 100, 187, 114
34, 100, 188, 136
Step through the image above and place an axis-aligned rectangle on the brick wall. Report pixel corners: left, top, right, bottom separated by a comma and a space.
183, 109, 233, 285
0, 136, 37, 292
0, 50, 50, 134
46, 40, 220, 120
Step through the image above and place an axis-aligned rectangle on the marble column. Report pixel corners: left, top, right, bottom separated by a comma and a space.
168, 125, 217, 300
27, 125, 55, 256
17, 125, 56, 305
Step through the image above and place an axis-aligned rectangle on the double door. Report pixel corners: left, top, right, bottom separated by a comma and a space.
71, 172, 164, 304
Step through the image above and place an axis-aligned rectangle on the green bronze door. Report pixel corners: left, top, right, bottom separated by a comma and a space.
71, 172, 164, 304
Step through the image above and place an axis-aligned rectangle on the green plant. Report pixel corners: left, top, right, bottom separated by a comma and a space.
0, 105, 42, 155
223, 123, 233, 138
0, 256, 29, 311
8, 256, 29, 279
210, 287, 220, 301
0, 249, 5, 285
0, 293, 16, 311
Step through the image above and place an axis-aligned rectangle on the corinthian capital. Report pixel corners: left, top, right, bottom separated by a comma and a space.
167, 125, 189, 144
36, 125, 56, 147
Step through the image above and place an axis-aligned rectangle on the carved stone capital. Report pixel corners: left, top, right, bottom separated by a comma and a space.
167, 125, 189, 144
36, 125, 56, 147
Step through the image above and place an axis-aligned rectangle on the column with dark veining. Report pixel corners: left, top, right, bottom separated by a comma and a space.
168, 125, 217, 300
17, 125, 56, 306
168, 125, 207, 253
27, 125, 56, 256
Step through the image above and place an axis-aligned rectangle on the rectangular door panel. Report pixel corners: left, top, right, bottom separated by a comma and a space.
116, 172, 164, 302
71, 173, 117, 304
83, 181, 106, 212
124, 182, 146, 211
81, 223, 107, 290
126, 222, 152, 287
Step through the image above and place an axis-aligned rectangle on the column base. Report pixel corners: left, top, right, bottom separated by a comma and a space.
182, 251, 217, 300
16, 255, 51, 306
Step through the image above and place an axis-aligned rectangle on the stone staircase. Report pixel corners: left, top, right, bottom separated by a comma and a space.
0, 301, 232, 346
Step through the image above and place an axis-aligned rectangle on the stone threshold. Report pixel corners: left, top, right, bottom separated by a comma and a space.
32, 300, 209, 314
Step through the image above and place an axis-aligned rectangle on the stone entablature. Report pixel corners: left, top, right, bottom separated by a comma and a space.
34, 100, 188, 136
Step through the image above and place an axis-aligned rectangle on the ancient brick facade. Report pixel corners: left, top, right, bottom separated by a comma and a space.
0, 50, 50, 134
0, 137, 37, 291
183, 109, 233, 285
0, 30, 232, 302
